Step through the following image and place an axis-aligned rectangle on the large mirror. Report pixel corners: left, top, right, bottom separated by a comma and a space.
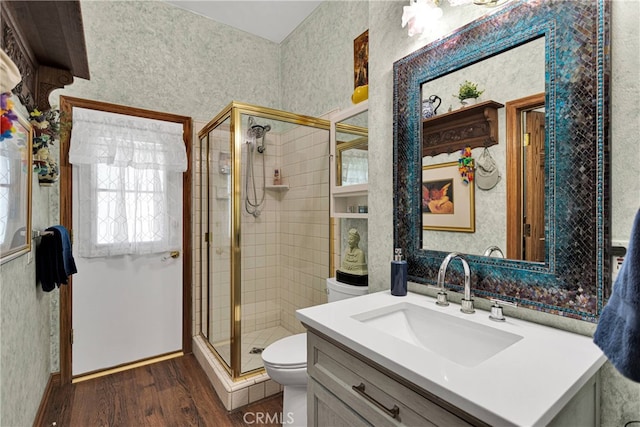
421, 37, 544, 260
393, 0, 610, 322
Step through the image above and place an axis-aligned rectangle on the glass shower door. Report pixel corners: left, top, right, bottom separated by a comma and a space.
205, 117, 233, 369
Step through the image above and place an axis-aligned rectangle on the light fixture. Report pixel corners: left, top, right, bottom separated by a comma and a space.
401, 0, 512, 36
472, 0, 511, 6
401, 0, 444, 37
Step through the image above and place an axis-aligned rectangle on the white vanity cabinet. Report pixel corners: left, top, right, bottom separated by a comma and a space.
299, 292, 605, 427
307, 330, 482, 427
304, 323, 601, 427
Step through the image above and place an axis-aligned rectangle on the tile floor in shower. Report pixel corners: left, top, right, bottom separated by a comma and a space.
213, 325, 293, 373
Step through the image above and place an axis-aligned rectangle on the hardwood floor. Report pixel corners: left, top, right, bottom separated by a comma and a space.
38, 354, 283, 426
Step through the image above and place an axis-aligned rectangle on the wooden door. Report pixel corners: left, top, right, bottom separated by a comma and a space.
524, 111, 545, 262
59, 96, 192, 383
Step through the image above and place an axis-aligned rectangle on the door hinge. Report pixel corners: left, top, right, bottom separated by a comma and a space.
70, 229, 74, 245
71, 329, 74, 345
204, 232, 210, 243
523, 132, 531, 147
524, 223, 531, 237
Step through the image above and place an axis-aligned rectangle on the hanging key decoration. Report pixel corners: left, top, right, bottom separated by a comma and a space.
458, 146, 474, 184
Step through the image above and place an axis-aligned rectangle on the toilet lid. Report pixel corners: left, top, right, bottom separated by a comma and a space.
261, 333, 307, 369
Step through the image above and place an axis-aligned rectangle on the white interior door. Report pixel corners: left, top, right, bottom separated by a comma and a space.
70, 168, 183, 376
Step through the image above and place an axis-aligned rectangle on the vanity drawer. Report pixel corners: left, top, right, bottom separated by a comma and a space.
308, 377, 370, 427
307, 330, 482, 427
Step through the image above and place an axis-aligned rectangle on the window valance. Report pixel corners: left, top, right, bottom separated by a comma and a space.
69, 108, 187, 172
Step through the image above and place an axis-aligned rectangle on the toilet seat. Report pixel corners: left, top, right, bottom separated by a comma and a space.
261, 333, 306, 369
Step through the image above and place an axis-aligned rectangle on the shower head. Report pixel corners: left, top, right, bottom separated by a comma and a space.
247, 118, 270, 153
250, 124, 270, 139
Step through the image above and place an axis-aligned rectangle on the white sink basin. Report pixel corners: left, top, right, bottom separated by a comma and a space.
352, 302, 523, 367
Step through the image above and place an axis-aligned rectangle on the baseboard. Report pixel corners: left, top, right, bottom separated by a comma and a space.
33, 372, 60, 427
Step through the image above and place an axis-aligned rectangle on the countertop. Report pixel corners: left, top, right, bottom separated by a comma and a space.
296, 290, 606, 426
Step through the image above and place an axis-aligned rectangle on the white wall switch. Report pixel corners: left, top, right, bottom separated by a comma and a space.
611, 240, 629, 284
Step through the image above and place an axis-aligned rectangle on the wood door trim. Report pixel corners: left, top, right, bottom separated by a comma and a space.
59, 96, 192, 384
505, 93, 545, 260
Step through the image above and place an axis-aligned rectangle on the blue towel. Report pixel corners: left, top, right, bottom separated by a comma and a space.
48, 225, 77, 278
594, 209, 640, 382
36, 225, 77, 292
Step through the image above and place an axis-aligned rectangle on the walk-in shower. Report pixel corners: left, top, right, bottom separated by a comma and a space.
194, 102, 331, 392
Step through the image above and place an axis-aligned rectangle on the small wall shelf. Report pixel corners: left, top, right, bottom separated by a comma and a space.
265, 184, 289, 191
422, 100, 504, 157
332, 184, 368, 218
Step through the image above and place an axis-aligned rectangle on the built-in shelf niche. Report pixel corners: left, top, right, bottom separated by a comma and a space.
422, 100, 504, 157
265, 184, 289, 191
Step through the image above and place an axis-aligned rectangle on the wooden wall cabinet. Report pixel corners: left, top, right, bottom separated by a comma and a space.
422, 101, 504, 157
1, 1, 89, 111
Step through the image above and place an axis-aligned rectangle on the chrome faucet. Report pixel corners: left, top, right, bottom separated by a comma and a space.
483, 245, 504, 258
438, 252, 474, 314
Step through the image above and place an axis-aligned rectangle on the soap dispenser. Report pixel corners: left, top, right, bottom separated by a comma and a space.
391, 248, 408, 296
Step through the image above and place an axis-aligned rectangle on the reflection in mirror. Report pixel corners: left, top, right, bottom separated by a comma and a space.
337, 136, 368, 186
506, 94, 545, 262
421, 37, 544, 261
0, 113, 32, 264
336, 110, 368, 187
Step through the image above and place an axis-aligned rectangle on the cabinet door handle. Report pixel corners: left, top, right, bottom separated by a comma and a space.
352, 383, 400, 419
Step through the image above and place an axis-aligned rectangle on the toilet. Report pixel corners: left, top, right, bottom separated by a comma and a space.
261, 277, 368, 426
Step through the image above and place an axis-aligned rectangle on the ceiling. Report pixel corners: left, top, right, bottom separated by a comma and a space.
165, 1, 324, 44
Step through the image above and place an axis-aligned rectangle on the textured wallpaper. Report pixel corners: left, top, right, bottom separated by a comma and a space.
280, 0, 369, 117
0, 172, 52, 426
52, 0, 282, 122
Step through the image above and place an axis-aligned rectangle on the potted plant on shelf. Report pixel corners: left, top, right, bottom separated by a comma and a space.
456, 80, 484, 107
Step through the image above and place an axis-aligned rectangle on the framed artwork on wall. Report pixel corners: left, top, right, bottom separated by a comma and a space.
422, 161, 474, 232
354, 30, 368, 88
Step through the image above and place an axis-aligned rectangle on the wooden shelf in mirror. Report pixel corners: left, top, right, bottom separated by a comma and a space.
422, 100, 504, 157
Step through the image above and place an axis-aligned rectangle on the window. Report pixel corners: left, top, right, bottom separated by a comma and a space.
69, 108, 186, 257
95, 164, 169, 245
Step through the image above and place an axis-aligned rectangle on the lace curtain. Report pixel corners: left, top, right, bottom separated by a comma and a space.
69, 108, 187, 257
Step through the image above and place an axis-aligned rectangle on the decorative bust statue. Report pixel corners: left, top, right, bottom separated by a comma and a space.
338, 228, 368, 276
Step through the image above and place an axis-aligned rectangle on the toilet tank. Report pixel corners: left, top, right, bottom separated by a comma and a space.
326, 277, 368, 303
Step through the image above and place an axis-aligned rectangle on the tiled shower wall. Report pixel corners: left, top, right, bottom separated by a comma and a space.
241, 127, 282, 335
279, 126, 330, 334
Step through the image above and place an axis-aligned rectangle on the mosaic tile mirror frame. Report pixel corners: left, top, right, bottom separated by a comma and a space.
393, 0, 610, 322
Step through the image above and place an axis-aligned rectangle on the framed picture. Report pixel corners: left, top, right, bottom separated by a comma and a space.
354, 30, 368, 88
0, 111, 33, 264
422, 161, 474, 232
